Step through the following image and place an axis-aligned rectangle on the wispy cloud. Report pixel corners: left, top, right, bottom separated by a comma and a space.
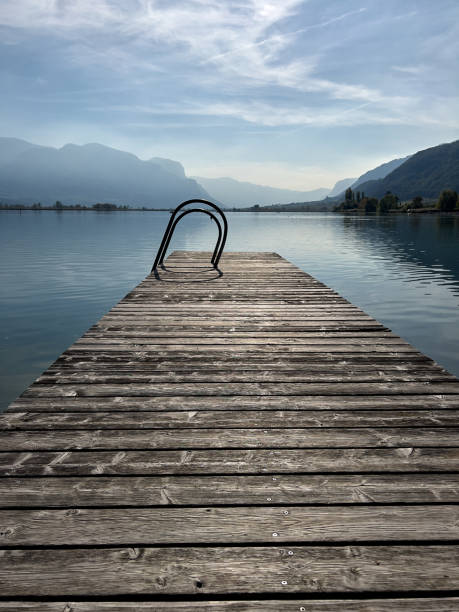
1, 0, 458, 189
0, 0, 389, 105
392, 65, 425, 75
94, 96, 459, 130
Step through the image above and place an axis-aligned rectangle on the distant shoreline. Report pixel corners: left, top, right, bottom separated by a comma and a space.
2, 205, 458, 215
0, 206, 170, 212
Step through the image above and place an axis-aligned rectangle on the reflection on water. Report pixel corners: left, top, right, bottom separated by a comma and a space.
1, 210, 458, 410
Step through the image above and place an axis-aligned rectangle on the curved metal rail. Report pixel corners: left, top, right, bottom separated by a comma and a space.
152, 199, 228, 271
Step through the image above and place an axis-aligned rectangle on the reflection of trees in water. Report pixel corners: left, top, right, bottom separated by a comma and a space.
340, 215, 459, 284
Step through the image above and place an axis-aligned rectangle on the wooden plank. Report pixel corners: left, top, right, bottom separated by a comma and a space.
85, 327, 393, 334
111, 302, 363, 307
53, 350, 434, 360
2, 545, 459, 596
96, 315, 378, 322
80, 334, 404, 342
2, 427, 459, 451
75, 330, 393, 342
34, 372, 456, 385
46, 361, 442, 372
4, 409, 459, 430
87, 328, 393, 335
121, 299, 349, 304
2, 474, 458, 507
110, 307, 367, 313
67, 344, 414, 353
51, 357, 436, 369
22, 381, 459, 398
3, 505, 459, 546
60, 349, 429, 359
2, 447, 459, 476
8, 394, 459, 412
123, 292, 345, 298
44, 367, 448, 379
1, 600, 459, 611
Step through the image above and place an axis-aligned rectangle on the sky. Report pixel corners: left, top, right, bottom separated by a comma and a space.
1, 0, 459, 190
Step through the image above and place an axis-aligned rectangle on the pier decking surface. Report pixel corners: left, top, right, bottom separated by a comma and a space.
1, 251, 459, 610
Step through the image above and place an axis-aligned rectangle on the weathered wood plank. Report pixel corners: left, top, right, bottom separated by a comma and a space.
76, 330, 393, 343
4, 409, 459, 430
86, 327, 393, 334
22, 381, 459, 398
123, 292, 348, 298
1, 545, 459, 596
35, 372, 455, 385
79, 333, 395, 342
46, 361, 442, 373
2, 427, 459, 451
107, 317, 375, 325
87, 329, 394, 335
56, 350, 432, 362
51, 349, 436, 371
2, 474, 458, 507
68, 344, 415, 353
1, 599, 458, 611
3, 505, 459, 546
110, 303, 363, 308
2, 448, 459, 476
8, 394, 459, 412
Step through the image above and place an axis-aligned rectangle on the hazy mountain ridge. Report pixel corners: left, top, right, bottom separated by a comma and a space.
1, 137, 457, 210
352, 156, 411, 189
328, 178, 356, 197
354, 140, 459, 200
0, 137, 45, 166
149, 157, 186, 179
327, 158, 410, 201
192, 175, 330, 207
0, 139, 210, 207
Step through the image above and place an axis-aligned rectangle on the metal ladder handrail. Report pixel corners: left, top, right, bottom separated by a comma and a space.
152, 199, 228, 271
156, 208, 223, 268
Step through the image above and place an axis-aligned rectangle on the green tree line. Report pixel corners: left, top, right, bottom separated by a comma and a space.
333, 188, 458, 213
0, 201, 133, 211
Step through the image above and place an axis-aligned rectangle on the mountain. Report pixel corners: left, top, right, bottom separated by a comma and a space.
149, 157, 186, 179
326, 157, 410, 201
355, 140, 459, 201
328, 178, 356, 197
352, 155, 411, 189
0, 137, 43, 166
192, 176, 330, 208
0, 139, 211, 207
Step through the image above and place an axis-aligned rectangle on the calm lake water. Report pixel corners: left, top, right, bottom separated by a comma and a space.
1, 210, 459, 411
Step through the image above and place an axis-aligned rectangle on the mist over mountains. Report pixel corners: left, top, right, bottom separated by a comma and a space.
0, 137, 457, 209
0, 138, 210, 207
192, 176, 330, 208
328, 178, 356, 197
0, 137, 333, 208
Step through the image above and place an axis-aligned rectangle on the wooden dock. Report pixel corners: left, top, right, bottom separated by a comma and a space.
1, 251, 459, 610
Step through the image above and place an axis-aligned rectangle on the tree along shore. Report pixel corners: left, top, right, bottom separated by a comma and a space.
0, 202, 169, 212
333, 188, 459, 214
